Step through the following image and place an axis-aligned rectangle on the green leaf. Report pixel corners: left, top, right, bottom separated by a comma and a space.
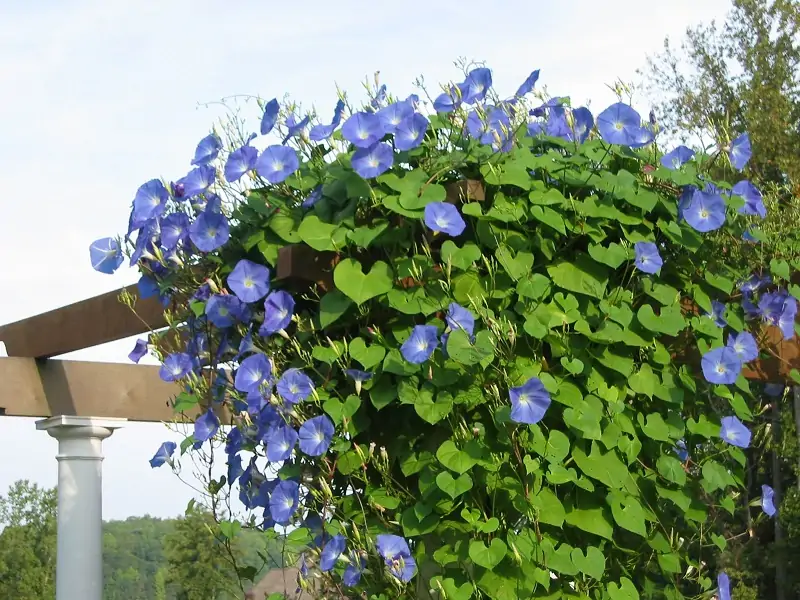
588, 242, 629, 268
704, 271, 734, 295
369, 379, 397, 410
469, 539, 507, 569
771, 258, 791, 281
348, 337, 385, 369
572, 445, 629, 489
219, 520, 241, 539
544, 430, 571, 463
347, 221, 388, 248
323, 395, 361, 425
637, 304, 685, 336
495, 245, 534, 281
570, 546, 605, 580
435, 472, 473, 499
446, 329, 495, 366
333, 259, 393, 305
336, 451, 362, 475
268, 210, 301, 242
547, 254, 609, 299
687, 415, 720, 438
701, 460, 734, 493
173, 392, 199, 413
441, 240, 482, 271
297, 215, 347, 251
531, 487, 565, 527
401, 506, 439, 536
639, 413, 671, 441
530, 205, 566, 235
431, 578, 474, 600
437, 440, 478, 474
565, 504, 614, 540
383, 349, 419, 376
629, 365, 658, 398
319, 290, 353, 328
607, 577, 640, 600
517, 274, 551, 300
414, 390, 454, 424
609, 493, 647, 537
656, 455, 686, 486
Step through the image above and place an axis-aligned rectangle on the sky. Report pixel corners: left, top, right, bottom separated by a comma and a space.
0, 0, 733, 520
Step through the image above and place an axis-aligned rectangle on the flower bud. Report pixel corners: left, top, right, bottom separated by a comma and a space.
369, 442, 376, 456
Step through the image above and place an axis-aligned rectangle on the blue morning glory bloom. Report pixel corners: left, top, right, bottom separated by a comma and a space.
370, 84, 388, 110
400, 325, 439, 364
718, 573, 731, 600
739, 274, 771, 293
194, 409, 220, 442
343, 554, 366, 587
180, 166, 216, 198
701, 347, 741, 384
160, 213, 190, 250
266, 424, 298, 462
758, 291, 787, 325
509, 376, 552, 424
778, 297, 797, 339
256, 145, 299, 184
298, 415, 335, 456
378, 101, 414, 134
205, 293, 245, 328
466, 109, 491, 140
159, 352, 193, 382
137, 275, 160, 300
189, 210, 230, 252
260, 290, 295, 335
269, 479, 300, 525
732, 180, 766, 218
395, 113, 429, 151
727, 331, 758, 362
446, 303, 475, 336
277, 368, 315, 404
596, 102, 641, 146
345, 369, 373, 383
195, 192, 222, 215
283, 113, 310, 143
128, 339, 148, 363
720, 415, 751, 449
129, 221, 159, 266
351, 142, 394, 179
709, 300, 727, 328
342, 112, 385, 148
320, 534, 346, 572
460, 67, 492, 104
674, 440, 689, 462
633, 242, 663, 274
376, 534, 417, 582
515, 69, 540, 97
89, 237, 123, 274
228, 259, 271, 303
661, 145, 695, 170
762, 484, 777, 517
234, 353, 272, 393
568, 107, 594, 144
191, 133, 221, 166
132, 179, 169, 224
309, 99, 346, 141
683, 189, 726, 232
301, 185, 323, 209
628, 125, 655, 148
545, 111, 571, 140
149, 441, 177, 468
224, 145, 259, 183
260, 98, 280, 135
729, 132, 751, 171
423, 202, 466, 237
433, 89, 460, 113
227, 453, 244, 485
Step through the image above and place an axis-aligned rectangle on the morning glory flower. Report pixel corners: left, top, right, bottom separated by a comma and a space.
446, 303, 475, 336
509, 376, 552, 424
683, 188, 726, 232
298, 415, 335, 456
266, 424, 298, 462
720, 415, 751, 449
301, 185, 323, 209
400, 325, 439, 364
674, 440, 689, 462
227, 453, 244, 485
180, 166, 216, 198
395, 113, 429, 151
709, 300, 727, 328
433, 89, 461, 113
342, 112, 384, 148
701, 347, 741, 385
89, 237, 123, 274
515, 69, 540, 97
633, 242, 663, 274
191, 133, 221, 166
352, 142, 393, 179
378, 101, 414, 134
376, 534, 417, 583
460, 67, 492, 104
346, 369, 373, 395
343, 554, 366, 587
762, 484, 777, 517
149, 441, 177, 468
758, 291, 787, 325
309, 99, 345, 141
256, 145, 299, 184
743, 229, 759, 242
205, 293, 245, 328
729, 133, 751, 171
277, 368, 315, 404
283, 113, 310, 143
732, 180, 766, 218
727, 331, 758, 362
568, 107, 594, 144
778, 297, 797, 339
228, 259, 271, 303
628, 126, 655, 148
224, 145, 259, 183
739, 274, 771, 293
260, 290, 295, 336
717, 573, 731, 600
128, 339, 148, 363
160, 213, 189, 250
260, 98, 280, 135
194, 409, 220, 442
269, 479, 300, 525
159, 352, 193, 382
765, 383, 785, 397
661, 145, 695, 170
234, 353, 272, 393
132, 179, 169, 224
423, 202, 466, 237
320, 534, 346, 572
189, 210, 230, 252
596, 102, 641, 146
370, 84, 388, 110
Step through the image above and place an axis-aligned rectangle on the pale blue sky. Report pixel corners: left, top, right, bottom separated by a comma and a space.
0, 0, 732, 520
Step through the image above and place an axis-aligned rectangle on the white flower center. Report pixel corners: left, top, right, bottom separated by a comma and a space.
272, 161, 284, 172
244, 277, 254, 288
700, 209, 709, 219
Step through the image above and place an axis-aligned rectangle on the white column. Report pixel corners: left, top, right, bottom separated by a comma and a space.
36, 416, 126, 600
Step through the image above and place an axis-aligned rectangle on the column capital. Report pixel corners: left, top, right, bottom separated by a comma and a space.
36, 415, 126, 440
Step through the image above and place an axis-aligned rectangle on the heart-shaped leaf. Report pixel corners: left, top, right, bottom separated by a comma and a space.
323, 395, 361, 424
495, 245, 534, 281
441, 240, 482, 271
414, 391, 453, 424
435, 471, 473, 499
435, 578, 474, 600
297, 215, 348, 251
436, 440, 477, 474
348, 337, 385, 369
570, 546, 605, 580
334, 259, 393, 305
319, 290, 352, 328
469, 538, 507, 569
637, 304, 685, 336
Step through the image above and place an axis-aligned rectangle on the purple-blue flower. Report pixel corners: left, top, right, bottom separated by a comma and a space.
446, 303, 475, 336
89, 237, 123, 274
191, 133, 221, 166
779, 297, 797, 340
342, 112, 384, 148
343, 554, 366, 587
132, 179, 169, 225
720, 415, 751, 448
298, 415, 335, 456
234, 353, 272, 393
740, 274, 771, 293
370, 84, 388, 110
283, 113, 310, 143
433, 88, 460, 113
727, 331, 758, 362
394, 113, 429, 151
674, 440, 689, 462
762, 484, 777, 517
460, 67, 492, 104
423, 202, 466, 237
161, 213, 190, 249
596, 103, 641, 146
759, 291, 788, 325
378, 101, 414, 134
628, 126, 655, 148
301, 185, 323, 209
765, 383, 785, 397
260, 290, 295, 335
732, 180, 766, 218
633, 242, 663, 274
180, 166, 216, 198
743, 228, 759, 242
709, 300, 727, 328
729, 133, 751, 171
277, 368, 315, 404
189, 210, 230, 252
261, 98, 280, 135
194, 409, 220, 442
225, 145, 259, 183
266, 424, 298, 462
320, 534, 346, 572
128, 339, 148, 363
205, 294, 245, 328
515, 69, 540, 97
159, 352, 193, 382
661, 145, 695, 170
718, 573, 731, 600
683, 188, 726, 232
701, 347, 741, 384
376, 534, 417, 583
352, 142, 394, 179
509, 376, 552, 424
309, 99, 346, 141
256, 145, 299, 184
269, 479, 300, 525
568, 107, 594, 144
149, 441, 177, 468
228, 259, 271, 303
400, 325, 439, 364
345, 369, 373, 395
